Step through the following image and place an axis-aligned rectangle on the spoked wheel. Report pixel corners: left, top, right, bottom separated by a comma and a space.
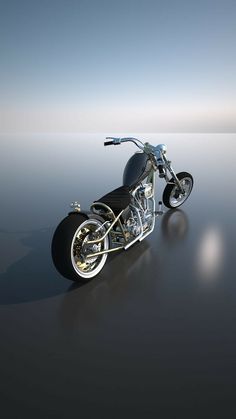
71, 219, 109, 279
51, 214, 109, 281
163, 172, 193, 209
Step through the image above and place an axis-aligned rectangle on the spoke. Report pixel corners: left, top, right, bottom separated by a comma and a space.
72, 220, 108, 275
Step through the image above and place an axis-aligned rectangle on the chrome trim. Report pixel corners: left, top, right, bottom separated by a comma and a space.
86, 209, 124, 244
91, 201, 127, 243
139, 193, 156, 242
91, 201, 115, 218
70, 201, 81, 211
124, 205, 143, 250
163, 155, 184, 192
86, 245, 124, 258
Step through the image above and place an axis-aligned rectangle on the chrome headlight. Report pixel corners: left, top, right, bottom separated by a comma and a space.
157, 144, 167, 154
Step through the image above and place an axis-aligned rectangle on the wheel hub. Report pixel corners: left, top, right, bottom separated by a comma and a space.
73, 226, 103, 269
169, 177, 192, 207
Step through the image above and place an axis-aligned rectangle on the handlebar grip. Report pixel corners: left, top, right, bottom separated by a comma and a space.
104, 141, 114, 146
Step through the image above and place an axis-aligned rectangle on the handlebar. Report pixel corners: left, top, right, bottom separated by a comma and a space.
104, 141, 114, 146
104, 137, 168, 174
104, 137, 122, 146
104, 137, 145, 150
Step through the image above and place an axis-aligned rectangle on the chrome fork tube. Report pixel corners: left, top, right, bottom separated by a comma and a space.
163, 155, 184, 192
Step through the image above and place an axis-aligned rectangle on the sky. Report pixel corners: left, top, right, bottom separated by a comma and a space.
0, 0, 236, 132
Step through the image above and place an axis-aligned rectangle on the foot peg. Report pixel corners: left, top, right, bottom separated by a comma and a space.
155, 201, 164, 216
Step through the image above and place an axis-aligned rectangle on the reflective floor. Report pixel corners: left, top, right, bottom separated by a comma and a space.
0, 134, 236, 418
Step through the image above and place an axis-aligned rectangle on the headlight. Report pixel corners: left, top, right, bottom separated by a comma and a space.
158, 144, 167, 154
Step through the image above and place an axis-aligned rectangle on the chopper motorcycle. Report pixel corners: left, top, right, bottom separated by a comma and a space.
51, 137, 193, 281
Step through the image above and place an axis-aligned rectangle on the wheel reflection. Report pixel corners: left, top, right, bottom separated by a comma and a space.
161, 209, 189, 244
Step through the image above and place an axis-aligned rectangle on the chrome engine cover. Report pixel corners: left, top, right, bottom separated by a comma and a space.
138, 183, 153, 199
123, 183, 155, 239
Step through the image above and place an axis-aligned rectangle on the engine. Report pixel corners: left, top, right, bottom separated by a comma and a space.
138, 183, 153, 199
124, 183, 154, 238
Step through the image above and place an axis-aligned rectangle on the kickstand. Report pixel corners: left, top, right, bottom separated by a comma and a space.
155, 201, 164, 217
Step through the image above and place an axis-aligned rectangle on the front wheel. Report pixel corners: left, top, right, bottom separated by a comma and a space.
162, 172, 193, 209
51, 214, 109, 281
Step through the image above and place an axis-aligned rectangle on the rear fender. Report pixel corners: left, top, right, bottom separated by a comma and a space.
68, 210, 106, 223
68, 210, 112, 247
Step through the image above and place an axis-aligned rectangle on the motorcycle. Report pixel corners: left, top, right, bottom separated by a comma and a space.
51, 137, 193, 281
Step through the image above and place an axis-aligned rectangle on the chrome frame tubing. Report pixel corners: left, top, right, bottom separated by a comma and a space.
139, 169, 156, 241
85, 204, 126, 259
86, 209, 124, 245
123, 204, 144, 250
89, 203, 127, 244
127, 168, 156, 246
86, 245, 124, 259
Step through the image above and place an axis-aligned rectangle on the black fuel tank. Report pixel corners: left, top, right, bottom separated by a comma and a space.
123, 152, 152, 187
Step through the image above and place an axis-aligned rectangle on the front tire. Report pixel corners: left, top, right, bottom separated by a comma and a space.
163, 172, 193, 209
51, 214, 109, 281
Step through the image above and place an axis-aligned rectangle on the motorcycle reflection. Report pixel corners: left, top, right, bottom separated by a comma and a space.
161, 209, 189, 245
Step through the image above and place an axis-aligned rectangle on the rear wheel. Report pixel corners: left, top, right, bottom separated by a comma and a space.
163, 172, 193, 209
51, 214, 109, 281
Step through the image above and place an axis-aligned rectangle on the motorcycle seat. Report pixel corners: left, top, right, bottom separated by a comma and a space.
94, 186, 131, 215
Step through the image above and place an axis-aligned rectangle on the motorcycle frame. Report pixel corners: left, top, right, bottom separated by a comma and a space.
85, 167, 157, 259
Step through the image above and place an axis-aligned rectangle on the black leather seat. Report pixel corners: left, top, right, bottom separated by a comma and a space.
95, 186, 131, 215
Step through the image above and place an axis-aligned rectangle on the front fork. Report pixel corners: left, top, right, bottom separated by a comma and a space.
162, 155, 185, 193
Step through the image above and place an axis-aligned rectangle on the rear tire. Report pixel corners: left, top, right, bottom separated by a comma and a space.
163, 172, 193, 209
51, 214, 109, 281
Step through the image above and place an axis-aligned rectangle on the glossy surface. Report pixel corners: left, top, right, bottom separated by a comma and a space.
123, 151, 150, 187
0, 134, 236, 418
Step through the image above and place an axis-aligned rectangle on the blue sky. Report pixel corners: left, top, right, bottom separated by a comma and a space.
0, 0, 236, 132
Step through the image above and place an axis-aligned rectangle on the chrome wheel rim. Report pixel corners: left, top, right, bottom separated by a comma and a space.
71, 219, 109, 279
169, 177, 193, 207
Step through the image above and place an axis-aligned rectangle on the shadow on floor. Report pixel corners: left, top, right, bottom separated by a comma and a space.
0, 227, 73, 305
